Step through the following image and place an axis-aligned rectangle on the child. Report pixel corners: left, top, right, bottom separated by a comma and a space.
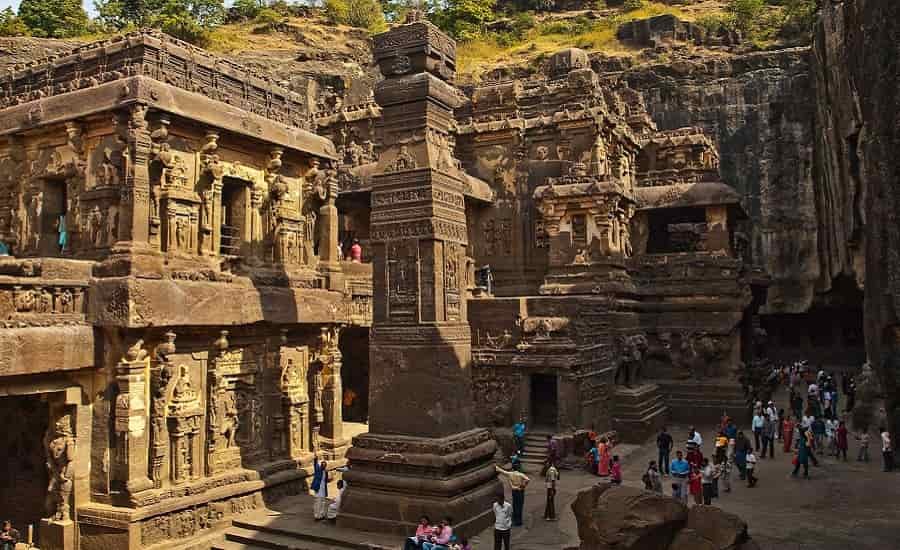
449, 537, 471, 550
689, 466, 702, 505
745, 449, 758, 487
856, 429, 870, 462
610, 455, 622, 484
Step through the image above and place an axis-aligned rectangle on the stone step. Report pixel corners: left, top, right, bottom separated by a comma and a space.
212, 540, 271, 550
227, 522, 393, 550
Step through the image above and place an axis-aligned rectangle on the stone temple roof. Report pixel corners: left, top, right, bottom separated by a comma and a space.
635, 181, 746, 215
0, 30, 336, 159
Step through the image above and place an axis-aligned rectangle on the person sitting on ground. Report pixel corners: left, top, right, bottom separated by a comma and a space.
404, 516, 434, 550
610, 455, 622, 485
643, 461, 662, 494
326, 479, 345, 521
422, 518, 453, 550
0, 521, 19, 550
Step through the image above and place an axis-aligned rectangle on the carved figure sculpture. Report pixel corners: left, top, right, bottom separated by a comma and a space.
45, 412, 75, 521
390, 145, 416, 171
616, 333, 649, 387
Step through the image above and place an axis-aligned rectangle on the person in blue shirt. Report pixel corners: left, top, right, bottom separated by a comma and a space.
311, 455, 329, 520
513, 418, 526, 454
669, 450, 690, 504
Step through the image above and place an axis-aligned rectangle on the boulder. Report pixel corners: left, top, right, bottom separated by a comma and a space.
572, 483, 688, 550
684, 505, 749, 548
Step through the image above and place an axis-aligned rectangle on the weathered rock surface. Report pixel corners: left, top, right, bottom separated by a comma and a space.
572, 484, 758, 550
812, 0, 900, 440
601, 48, 816, 313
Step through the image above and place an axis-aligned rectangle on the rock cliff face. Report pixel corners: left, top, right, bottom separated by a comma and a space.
813, 0, 900, 438
601, 48, 817, 313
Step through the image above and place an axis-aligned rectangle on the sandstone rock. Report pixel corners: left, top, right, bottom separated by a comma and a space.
572, 484, 688, 550
684, 505, 750, 548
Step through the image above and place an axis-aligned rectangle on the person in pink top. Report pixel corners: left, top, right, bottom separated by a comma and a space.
349, 238, 363, 262
422, 517, 453, 550
404, 516, 434, 550
610, 455, 622, 484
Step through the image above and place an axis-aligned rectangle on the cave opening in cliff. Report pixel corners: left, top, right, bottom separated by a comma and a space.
0, 395, 50, 540
761, 276, 864, 369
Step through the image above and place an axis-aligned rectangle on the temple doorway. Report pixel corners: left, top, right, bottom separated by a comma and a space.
530, 373, 558, 429
40, 178, 67, 256
340, 327, 369, 423
0, 395, 50, 537
220, 177, 247, 256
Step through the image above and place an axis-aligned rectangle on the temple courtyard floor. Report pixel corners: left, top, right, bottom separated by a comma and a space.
220, 422, 900, 550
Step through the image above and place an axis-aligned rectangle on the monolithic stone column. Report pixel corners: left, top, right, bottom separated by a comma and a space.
339, 12, 500, 536
316, 326, 347, 459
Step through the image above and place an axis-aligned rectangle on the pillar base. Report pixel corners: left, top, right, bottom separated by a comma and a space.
40, 519, 75, 550
337, 428, 501, 538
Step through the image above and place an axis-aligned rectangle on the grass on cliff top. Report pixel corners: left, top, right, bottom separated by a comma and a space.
205, 15, 362, 54
457, 2, 698, 80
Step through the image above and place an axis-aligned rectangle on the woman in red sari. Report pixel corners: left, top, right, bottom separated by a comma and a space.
597, 437, 611, 477
782, 415, 795, 453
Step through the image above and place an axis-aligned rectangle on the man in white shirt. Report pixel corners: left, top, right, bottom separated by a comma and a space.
688, 427, 703, 448
881, 427, 894, 472
492, 494, 513, 550
326, 480, 345, 520
544, 462, 560, 521
745, 449, 758, 487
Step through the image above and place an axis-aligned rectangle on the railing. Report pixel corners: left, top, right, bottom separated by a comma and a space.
220, 225, 241, 256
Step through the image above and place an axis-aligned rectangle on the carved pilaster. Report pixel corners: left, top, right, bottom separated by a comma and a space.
150, 333, 176, 489
114, 340, 153, 494
119, 104, 152, 245
280, 339, 311, 460
168, 364, 203, 485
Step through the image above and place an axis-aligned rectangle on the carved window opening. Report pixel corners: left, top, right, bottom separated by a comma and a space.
646, 207, 705, 254
40, 178, 68, 256
571, 214, 587, 248
220, 177, 248, 257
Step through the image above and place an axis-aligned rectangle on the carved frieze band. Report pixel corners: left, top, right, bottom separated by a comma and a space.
370, 219, 468, 244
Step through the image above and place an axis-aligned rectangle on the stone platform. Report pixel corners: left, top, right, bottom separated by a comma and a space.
611, 384, 669, 443
656, 379, 749, 426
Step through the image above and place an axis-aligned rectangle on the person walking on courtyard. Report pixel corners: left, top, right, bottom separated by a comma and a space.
734, 432, 750, 480
792, 428, 811, 478
701, 458, 716, 505
311, 455, 329, 520
745, 448, 758, 488
657, 427, 673, 476
762, 415, 775, 459
688, 426, 703, 449
856, 428, 870, 462
0, 521, 19, 550
812, 416, 826, 450
492, 494, 513, 550
783, 415, 795, 453
587, 440, 599, 475
835, 420, 849, 461
881, 426, 894, 472
752, 411, 764, 451
670, 450, 690, 504
804, 426, 820, 467
513, 418, 526, 454
404, 516, 434, 550
542, 435, 559, 476
610, 455, 622, 485
544, 461, 560, 521
495, 464, 530, 527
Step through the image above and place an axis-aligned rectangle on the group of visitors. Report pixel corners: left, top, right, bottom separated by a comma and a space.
311, 455, 346, 521
339, 238, 363, 262
403, 517, 471, 550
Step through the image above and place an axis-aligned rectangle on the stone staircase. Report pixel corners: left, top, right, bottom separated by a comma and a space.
212, 512, 395, 550
520, 429, 553, 470
656, 379, 749, 426
611, 384, 670, 443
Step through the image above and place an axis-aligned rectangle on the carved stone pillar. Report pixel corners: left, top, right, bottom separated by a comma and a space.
113, 340, 153, 494
340, 14, 500, 535
318, 168, 343, 290
118, 104, 152, 245
315, 326, 347, 458
150, 333, 176, 489
280, 342, 311, 461
206, 330, 241, 475
168, 365, 203, 485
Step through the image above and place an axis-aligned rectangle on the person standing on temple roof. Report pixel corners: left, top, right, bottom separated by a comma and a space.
513, 417, 526, 455
495, 464, 530, 527
492, 494, 513, 550
657, 426, 673, 476
349, 238, 363, 262
311, 455, 329, 520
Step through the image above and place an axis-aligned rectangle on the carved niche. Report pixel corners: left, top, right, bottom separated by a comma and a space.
280, 345, 311, 460
387, 240, 419, 322
167, 365, 203, 484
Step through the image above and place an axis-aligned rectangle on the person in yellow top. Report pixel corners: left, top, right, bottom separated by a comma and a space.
496, 465, 530, 527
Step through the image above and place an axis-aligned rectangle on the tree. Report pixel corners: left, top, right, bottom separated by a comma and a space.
726, 0, 765, 35
325, 0, 385, 32
435, 0, 497, 41
0, 7, 29, 36
228, 0, 266, 21
780, 0, 816, 43
18, 0, 88, 38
